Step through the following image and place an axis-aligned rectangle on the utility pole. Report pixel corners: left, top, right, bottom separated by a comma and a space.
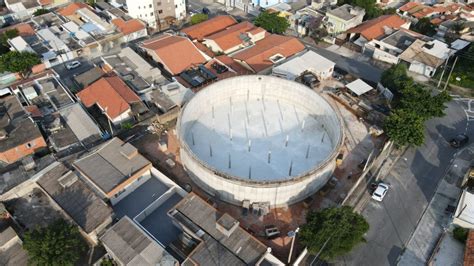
287, 228, 300, 264
443, 56, 458, 91
437, 55, 450, 89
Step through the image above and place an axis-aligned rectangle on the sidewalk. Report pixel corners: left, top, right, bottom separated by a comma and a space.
398, 145, 473, 265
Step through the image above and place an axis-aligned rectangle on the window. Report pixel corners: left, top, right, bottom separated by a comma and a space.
149, 4, 152, 8
150, 12, 153, 16
138, 6, 140, 9
26, 143, 32, 148
145, 13, 147, 17
159, 10, 163, 14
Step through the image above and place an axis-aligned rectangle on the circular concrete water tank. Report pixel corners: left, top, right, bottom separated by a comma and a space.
178, 75, 343, 207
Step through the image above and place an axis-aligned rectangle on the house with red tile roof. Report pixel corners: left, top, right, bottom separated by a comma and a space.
345, 15, 410, 48
57, 2, 91, 17
181, 15, 237, 41
142, 34, 210, 75
76, 76, 142, 125
202, 21, 266, 54
111, 18, 147, 42
232, 34, 305, 73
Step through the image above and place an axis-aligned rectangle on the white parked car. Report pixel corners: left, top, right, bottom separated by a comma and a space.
372, 183, 389, 202
66, 61, 81, 70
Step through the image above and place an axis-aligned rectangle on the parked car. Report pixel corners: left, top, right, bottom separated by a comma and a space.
371, 183, 389, 202
66, 61, 81, 70
450, 134, 469, 148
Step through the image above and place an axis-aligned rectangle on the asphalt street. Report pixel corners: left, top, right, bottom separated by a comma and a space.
340, 99, 474, 266
307, 46, 383, 84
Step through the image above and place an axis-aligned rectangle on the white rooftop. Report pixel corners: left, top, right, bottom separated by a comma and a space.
423, 40, 451, 59
272, 50, 335, 79
8, 36, 34, 53
455, 189, 474, 226
450, 39, 470, 51
346, 79, 373, 96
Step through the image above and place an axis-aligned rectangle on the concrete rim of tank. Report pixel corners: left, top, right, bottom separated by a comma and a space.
177, 75, 344, 186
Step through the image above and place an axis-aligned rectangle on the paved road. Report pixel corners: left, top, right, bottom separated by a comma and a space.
340, 99, 473, 266
306, 46, 383, 84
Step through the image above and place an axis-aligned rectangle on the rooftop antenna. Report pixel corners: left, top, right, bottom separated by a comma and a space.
228, 153, 231, 169
248, 139, 252, 152
321, 132, 325, 143
301, 119, 306, 132
191, 132, 195, 146
209, 144, 213, 157
249, 166, 252, 179
267, 149, 271, 164
305, 144, 310, 159
285, 135, 289, 147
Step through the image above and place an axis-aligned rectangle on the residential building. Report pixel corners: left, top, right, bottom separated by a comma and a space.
365, 29, 430, 65
465, 231, 474, 266
0, 226, 28, 265
181, 15, 237, 41
345, 15, 410, 48
399, 39, 451, 77
325, 4, 365, 35
126, 0, 186, 29
101, 216, 179, 265
0, 92, 47, 165
202, 21, 266, 54
142, 34, 209, 75
5, 0, 52, 19
37, 163, 113, 244
232, 34, 306, 73
453, 189, 474, 229
73, 137, 152, 205
112, 18, 147, 42
169, 193, 284, 265
76, 76, 143, 125
272, 50, 335, 80
101, 47, 165, 94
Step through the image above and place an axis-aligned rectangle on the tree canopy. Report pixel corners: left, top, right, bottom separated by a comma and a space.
0, 29, 18, 46
23, 219, 86, 266
254, 11, 290, 34
411, 17, 436, 36
33, 8, 50, 16
381, 64, 451, 146
300, 206, 369, 261
0, 51, 40, 73
190, 14, 208, 25
384, 109, 425, 146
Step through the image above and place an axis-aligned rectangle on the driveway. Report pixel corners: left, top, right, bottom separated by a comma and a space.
52, 57, 94, 93
340, 99, 473, 266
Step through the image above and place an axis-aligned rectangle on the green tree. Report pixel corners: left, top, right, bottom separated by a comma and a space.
452, 22, 465, 35
0, 51, 40, 74
380, 64, 413, 94
0, 29, 18, 47
300, 206, 369, 261
397, 86, 451, 119
411, 17, 436, 36
23, 219, 86, 266
384, 109, 425, 146
254, 11, 290, 34
33, 8, 50, 16
190, 14, 208, 25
